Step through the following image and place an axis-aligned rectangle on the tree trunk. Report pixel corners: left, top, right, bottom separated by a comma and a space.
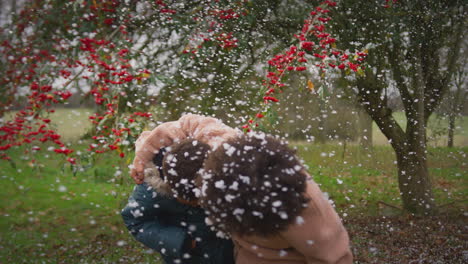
398, 58, 436, 214
395, 143, 435, 214
356, 70, 435, 215
447, 74, 465, 148
447, 113, 455, 147
0, 1, 3, 26
379, 115, 436, 214
10, 0, 16, 22
317, 98, 327, 143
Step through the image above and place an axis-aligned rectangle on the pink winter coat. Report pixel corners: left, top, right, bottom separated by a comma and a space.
231, 180, 353, 264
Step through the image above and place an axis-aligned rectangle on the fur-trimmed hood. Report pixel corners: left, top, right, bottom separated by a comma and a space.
143, 161, 172, 196
135, 130, 172, 196
134, 113, 240, 196
133, 114, 240, 179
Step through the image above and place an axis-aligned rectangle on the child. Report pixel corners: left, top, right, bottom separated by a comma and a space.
200, 134, 353, 264
130, 114, 239, 185
121, 138, 234, 264
161, 139, 210, 205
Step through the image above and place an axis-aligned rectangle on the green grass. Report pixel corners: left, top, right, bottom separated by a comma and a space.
1, 108, 466, 262
1, 142, 466, 262
3, 108, 93, 141
0, 145, 163, 263
294, 143, 467, 216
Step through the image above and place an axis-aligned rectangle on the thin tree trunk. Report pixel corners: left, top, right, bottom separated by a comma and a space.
447, 74, 465, 147
317, 98, 327, 143
447, 113, 455, 147
0, 1, 3, 26
10, 0, 16, 23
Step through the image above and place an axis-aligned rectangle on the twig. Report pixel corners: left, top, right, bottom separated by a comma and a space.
437, 199, 468, 209
377, 200, 403, 211
62, 27, 121, 90
342, 140, 347, 160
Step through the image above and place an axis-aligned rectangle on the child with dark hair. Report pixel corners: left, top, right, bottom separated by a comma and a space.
162, 139, 211, 204
131, 114, 239, 185
121, 138, 234, 264
201, 134, 353, 264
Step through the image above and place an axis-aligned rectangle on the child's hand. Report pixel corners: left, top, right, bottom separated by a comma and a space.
131, 156, 145, 184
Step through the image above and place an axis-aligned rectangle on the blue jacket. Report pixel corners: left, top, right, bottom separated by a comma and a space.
121, 183, 234, 264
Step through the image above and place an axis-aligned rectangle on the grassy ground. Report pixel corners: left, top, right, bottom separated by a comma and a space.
0, 142, 466, 263
3, 108, 468, 146
0, 146, 161, 263
3, 108, 93, 141
294, 143, 467, 216
1, 109, 467, 263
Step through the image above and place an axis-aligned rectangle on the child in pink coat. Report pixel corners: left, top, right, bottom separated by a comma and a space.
201, 134, 353, 264
131, 114, 239, 184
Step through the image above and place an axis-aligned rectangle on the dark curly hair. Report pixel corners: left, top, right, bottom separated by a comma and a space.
162, 139, 211, 202
201, 134, 310, 237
